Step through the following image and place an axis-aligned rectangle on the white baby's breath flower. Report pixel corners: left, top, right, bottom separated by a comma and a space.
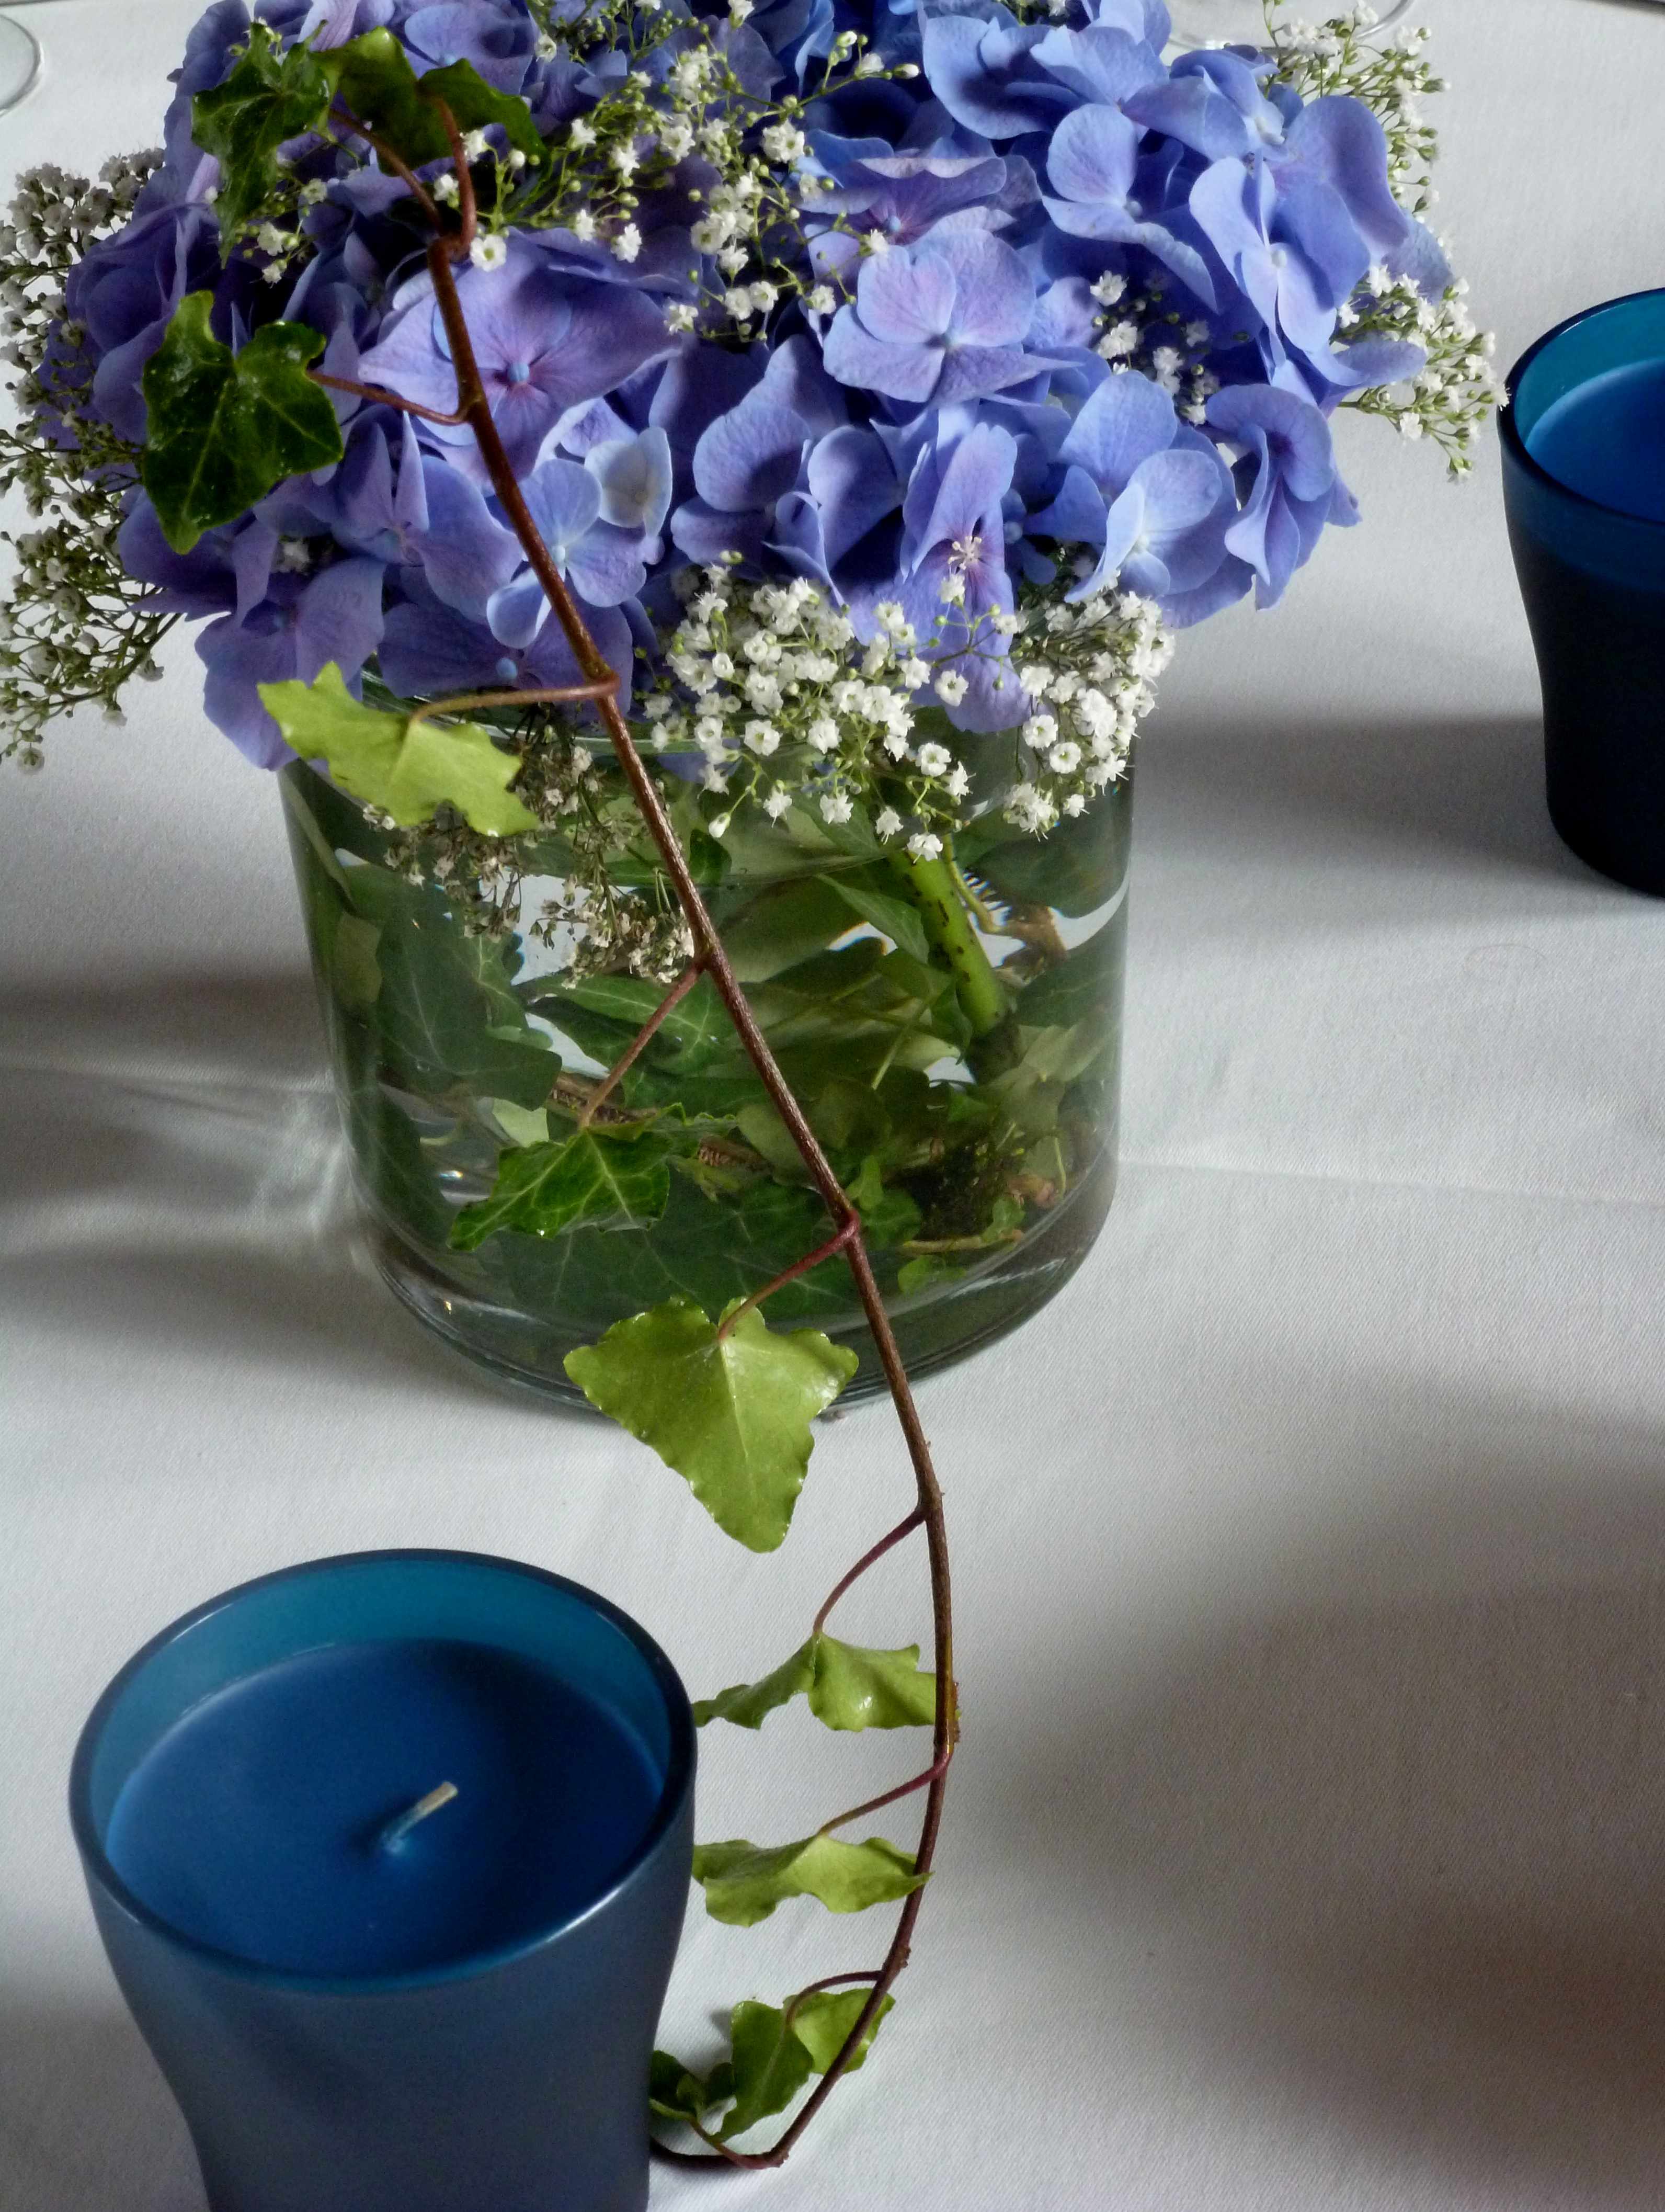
906, 831, 943, 861
469, 233, 508, 273
933, 668, 968, 706
762, 788, 792, 819
916, 741, 951, 776
820, 791, 853, 824
875, 806, 904, 840
612, 224, 642, 263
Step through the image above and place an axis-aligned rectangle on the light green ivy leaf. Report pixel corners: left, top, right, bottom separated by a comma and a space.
564, 1299, 858, 1552
692, 1833, 926, 1927
260, 665, 538, 835
450, 1126, 671, 1251
695, 1633, 936, 1732
788, 1987, 895, 2076
651, 1990, 893, 2145
141, 296, 344, 553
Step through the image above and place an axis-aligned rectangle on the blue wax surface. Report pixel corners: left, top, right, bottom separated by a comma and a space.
1526, 357, 1665, 523
105, 1640, 662, 1977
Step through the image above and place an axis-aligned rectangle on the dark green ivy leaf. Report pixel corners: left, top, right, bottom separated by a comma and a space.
141, 294, 343, 552
321, 31, 545, 166
695, 1634, 937, 1732
450, 1126, 671, 1251
692, 1833, 927, 1927
564, 1299, 858, 1551
192, 22, 332, 242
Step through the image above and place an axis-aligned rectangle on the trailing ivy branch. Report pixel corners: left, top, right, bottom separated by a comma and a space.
131, 40, 959, 2168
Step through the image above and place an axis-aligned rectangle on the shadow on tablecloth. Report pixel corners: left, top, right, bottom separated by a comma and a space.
0, 969, 509, 1410
990, 1439, 1665, 2207
1144, 711, 1623, 893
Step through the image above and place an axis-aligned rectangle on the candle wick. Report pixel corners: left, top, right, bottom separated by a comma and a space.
377, 1780, 460, 1852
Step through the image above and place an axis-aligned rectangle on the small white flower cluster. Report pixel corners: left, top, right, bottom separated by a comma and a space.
1265, 4, 1444, 217
1005, 589, 1172, 834
1339, 266, 1501, 475
1089, 268, 1220, 426
382, 716, 692, 978
641, 564, 954, 839
628, 559, 1167, 853
513, 4, 907, 337
1, 157, 175, 766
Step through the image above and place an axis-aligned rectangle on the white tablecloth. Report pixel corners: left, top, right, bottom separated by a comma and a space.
6, 4, 1665, 2205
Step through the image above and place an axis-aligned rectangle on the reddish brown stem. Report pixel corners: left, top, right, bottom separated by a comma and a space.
576, 961, 704, 1130
817, 1748, 954, 1837
714, 1214, 860, 1340
437, 104, 479, 257
329, 104, 441, 227
404, 678, 620, 732
310, 370, 471, 426
811, 1506, 926, 1639
419, 120, 956, 2172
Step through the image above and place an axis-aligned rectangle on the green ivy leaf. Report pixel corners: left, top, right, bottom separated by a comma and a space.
528, 972, 734, 1073
692, 1833, 926, 1927
450, 1127, 671, 1251
648, 2051, 716, 2128
260, 665, 539, 835
338, 864, 558, 1107
718, 2002, 815, 2141
693, 1644, 816, 1730
321, 31, 545, 166
819, 873, 933, 967
809, 1637, 938, 1731
651, 1990, 893, 2145
192, 23, 332, 242
695, 1634, 936, 1732
564, 1299, 858, 1551
788, 1988, 895, 2075
141, 295, 344, 552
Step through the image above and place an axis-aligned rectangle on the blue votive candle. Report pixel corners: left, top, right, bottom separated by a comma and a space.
70, 1551, 695, 2212
1502, 288, 1665, 893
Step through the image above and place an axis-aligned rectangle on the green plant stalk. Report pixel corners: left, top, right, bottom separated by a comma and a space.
887, 848, 1006, 1038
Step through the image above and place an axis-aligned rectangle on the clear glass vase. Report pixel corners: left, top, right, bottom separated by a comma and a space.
282, 757, 1131, 1402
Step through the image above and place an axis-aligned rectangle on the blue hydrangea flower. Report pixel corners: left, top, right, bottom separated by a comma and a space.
822, 232, 1054, 407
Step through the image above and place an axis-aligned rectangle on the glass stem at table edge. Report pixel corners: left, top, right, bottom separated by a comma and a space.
324, 107, 959, 2172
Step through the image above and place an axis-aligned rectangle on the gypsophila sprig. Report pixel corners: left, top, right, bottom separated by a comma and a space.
1339, 268, 1503, 475
1265, 2, 1443, 215
1, 156, 172, 765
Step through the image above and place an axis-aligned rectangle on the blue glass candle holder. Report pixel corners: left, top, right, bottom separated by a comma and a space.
1502, 288, 1665, 894
70, 1551, 695, 2212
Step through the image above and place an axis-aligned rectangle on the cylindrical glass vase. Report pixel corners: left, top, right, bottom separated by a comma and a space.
282, 758, 1131, 1402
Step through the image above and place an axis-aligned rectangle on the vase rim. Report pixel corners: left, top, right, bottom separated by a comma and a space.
1501, 286, 1665, 532
69, 1547, 697, 1997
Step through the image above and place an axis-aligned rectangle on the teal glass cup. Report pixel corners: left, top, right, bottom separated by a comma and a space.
70, 1551, 695, 2212
1501, 289, 1665, 893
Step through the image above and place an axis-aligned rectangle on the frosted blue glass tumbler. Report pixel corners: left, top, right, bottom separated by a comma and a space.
1502, 289, 1665, 894
70, 1551, 695, 2212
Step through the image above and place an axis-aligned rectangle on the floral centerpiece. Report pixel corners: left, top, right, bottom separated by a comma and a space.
0, 0, 1495, 2161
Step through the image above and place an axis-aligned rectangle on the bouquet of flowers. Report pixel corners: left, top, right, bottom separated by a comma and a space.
0, 0, 1496, 2156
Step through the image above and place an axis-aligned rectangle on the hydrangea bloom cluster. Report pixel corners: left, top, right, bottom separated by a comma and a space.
2, 0, 1495, 856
